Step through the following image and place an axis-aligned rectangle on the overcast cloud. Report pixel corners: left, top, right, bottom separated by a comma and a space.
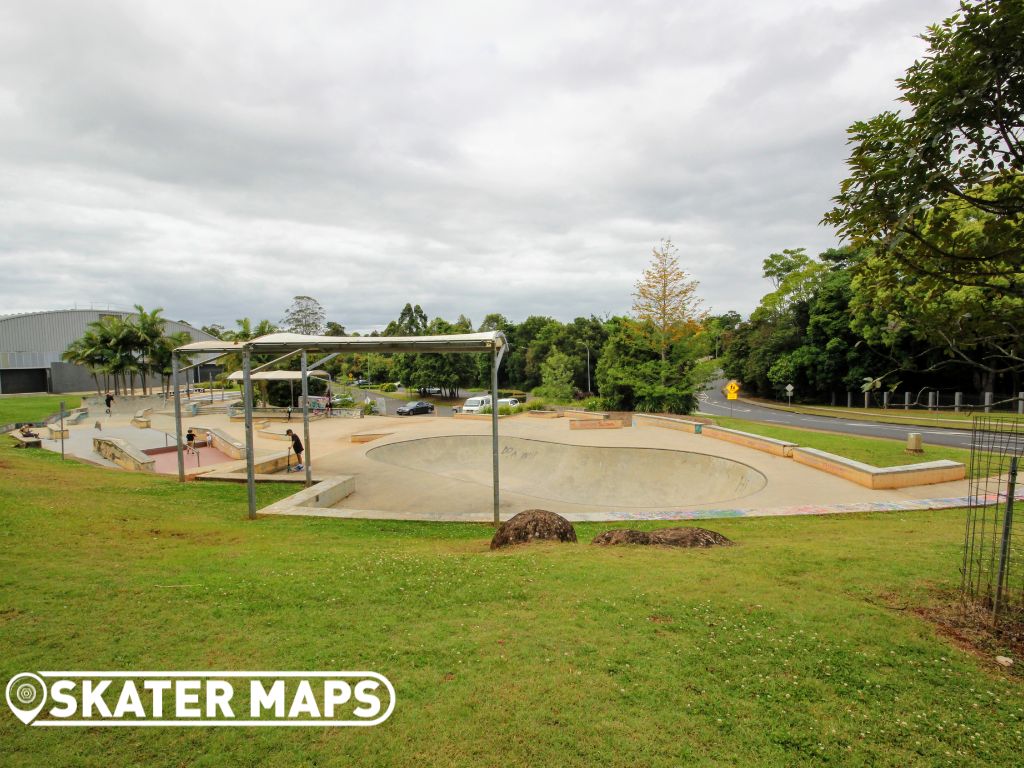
0, 0, 958, 332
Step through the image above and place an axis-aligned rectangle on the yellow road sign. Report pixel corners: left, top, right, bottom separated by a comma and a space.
726, 392, 738, 400
725, 380, 740, 394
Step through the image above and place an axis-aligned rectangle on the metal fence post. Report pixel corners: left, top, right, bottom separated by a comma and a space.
993, 457, 1019, 622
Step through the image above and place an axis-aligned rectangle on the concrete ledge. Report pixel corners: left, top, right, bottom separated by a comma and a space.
569, 419, 623, 430
260, 476, 357, 515
47, 425, 69, 440
66, 408, 90, 424
526, 410, 562, 419
351, 432, 393, 443
130, 408, 152, 428
791, 447, 966, 489
257, 426, 293, 441
199, 471, 329, 483
634, 414, 703, 434
8, 431, 42, 448
186, 425, 245, 459
452, 413, 508, 421
333, 408, 364, 419
212, 450, 296, 476
93, 437, 155, 472
702, 425, 798, 457
563, 409, 608, 420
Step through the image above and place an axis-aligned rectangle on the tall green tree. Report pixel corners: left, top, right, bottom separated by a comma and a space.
824, 0, 1023, 296
596, 317, 700, 414
535, 351, 575, 402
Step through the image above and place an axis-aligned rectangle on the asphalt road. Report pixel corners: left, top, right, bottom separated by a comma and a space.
698, 379, 975, 450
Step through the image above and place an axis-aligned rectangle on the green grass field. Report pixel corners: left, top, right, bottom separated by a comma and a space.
0, 394, 82, 425
711, 415, 978, 471
1, 442, 1021, 766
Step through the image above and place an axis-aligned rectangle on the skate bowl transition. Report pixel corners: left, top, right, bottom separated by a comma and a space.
366, 435, 767, 508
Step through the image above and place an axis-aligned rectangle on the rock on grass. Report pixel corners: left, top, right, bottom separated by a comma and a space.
591, 527, 732, 548
490, 509, 578, 550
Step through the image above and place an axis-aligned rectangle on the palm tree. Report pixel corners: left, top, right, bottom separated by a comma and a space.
133, 305, 168, 395
150, 331, 194, 397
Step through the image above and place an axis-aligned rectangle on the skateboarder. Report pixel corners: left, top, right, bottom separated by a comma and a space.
285, 428, 304, 470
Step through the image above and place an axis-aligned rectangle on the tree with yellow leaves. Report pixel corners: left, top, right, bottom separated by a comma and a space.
631, 239, 705, 377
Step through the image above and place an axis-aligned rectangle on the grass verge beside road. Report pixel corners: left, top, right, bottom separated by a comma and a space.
740, 397, 1024, 430
712, 416, 976, 472
1, 441, 1021, 766
0, 394, 82, 425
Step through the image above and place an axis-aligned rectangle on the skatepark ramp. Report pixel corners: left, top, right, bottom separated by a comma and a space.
367, 435, 767, 508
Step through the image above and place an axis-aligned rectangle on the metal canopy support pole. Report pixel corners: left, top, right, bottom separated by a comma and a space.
491, 345, 500, 525
301, 349, 312, 488
307, 352, 340, 371
242, 347, 257, 519
172, 352, 185, 482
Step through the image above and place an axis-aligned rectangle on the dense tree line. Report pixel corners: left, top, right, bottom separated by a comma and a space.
722, 245, 1021, 404
725, 2, 1023, 405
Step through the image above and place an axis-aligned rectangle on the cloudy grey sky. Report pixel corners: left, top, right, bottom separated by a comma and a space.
0, 0, 958, 332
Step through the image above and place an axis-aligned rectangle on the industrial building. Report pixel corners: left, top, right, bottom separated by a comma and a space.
0, 309, 220, 394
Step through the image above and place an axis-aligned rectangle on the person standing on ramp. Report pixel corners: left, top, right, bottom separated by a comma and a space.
285, 428, 304, 471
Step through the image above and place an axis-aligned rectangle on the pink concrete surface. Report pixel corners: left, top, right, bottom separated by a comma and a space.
149, 445, 235, 473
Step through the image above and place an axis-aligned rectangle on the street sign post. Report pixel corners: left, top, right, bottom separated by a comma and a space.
785, 383, 794, 407
725, 380, 740, 417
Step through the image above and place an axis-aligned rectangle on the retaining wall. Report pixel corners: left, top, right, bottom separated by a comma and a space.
791, 448, 966, 489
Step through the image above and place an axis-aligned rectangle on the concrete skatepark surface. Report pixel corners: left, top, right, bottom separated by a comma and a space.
39, 406, 978, 522
367, 435, 767, 507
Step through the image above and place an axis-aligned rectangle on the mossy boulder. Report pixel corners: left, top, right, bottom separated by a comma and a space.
490, 509, 578, 550
591, 527, 732, 548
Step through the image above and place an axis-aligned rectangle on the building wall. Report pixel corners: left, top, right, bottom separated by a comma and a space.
0, 309, 219, 394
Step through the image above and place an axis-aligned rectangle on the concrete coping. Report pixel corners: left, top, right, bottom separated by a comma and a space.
793, 447, 963, 475
562, 408, 608, 420
702, 425, 798, 448
260, 476, 356, 515
635, 414, 704, 430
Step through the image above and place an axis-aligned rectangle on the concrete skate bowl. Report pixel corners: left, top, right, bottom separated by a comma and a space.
366, 435, 767, 508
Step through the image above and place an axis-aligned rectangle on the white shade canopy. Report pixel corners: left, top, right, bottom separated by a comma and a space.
176, 331, 507, 355
225, 369, 329, 381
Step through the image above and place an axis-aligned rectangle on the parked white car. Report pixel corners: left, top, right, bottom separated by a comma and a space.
461, 395, 492, 414
498, 398, 520, 408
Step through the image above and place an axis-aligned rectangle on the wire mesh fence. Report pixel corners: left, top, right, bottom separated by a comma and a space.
962, 416, 1024, 623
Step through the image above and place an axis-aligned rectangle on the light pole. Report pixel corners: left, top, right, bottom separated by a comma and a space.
580, 342, 591, 394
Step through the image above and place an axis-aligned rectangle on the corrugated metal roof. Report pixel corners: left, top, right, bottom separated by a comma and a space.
0, 309, 218, 367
